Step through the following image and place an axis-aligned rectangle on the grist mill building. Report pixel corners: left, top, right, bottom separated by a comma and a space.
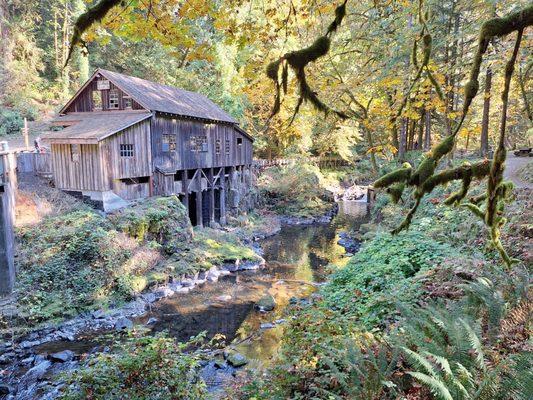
46, 68, 254, 226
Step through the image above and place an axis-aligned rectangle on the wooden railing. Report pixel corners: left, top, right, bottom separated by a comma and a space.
253, 156, 351, 169
16, 151, 52, 177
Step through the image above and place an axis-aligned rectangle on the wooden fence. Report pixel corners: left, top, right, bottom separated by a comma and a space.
16, 151, 52, 177
253, 156, 350, 170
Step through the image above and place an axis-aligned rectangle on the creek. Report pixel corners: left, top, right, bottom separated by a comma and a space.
3, 201, 369, 399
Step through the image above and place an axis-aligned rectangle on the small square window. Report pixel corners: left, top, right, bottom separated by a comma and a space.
237, 137, 243, 146
70, 144, 80, 162
162, 134, 176, 152
120, 144, 134, 157
123, 96, 132, 109
191, 136, 208, 153
109, 89, 119, 109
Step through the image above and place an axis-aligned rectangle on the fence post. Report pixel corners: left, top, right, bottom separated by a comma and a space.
0, 152, 16, 296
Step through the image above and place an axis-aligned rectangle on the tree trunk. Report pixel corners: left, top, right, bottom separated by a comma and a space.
424, 109, 431, 150
363, 126, 378, 173
0, 0, 12, 103
74, 0, 89, 83
480, 67, 492, 157
417, 110, 424, 149
398, 118, 407, 161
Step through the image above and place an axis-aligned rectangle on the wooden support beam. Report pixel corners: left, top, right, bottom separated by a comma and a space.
208, 168, 215, 226
219, 168, 227, 226
182, 169, 189, 211
196, 169, 203, 227
0, 153, 16, 296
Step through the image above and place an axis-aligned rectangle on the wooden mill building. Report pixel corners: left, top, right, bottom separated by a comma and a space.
46, 68, 254, 226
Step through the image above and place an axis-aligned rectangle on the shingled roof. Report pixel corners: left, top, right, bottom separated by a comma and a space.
46, 111, 152, 144
96, 69, 236, 123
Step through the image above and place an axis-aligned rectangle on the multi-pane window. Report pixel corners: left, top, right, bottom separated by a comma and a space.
191, 136, 208, 153
123, 96, 132, 109
225, 139, 230, 155
215, 139, 221, 155
92, 91, 102, 110
109, 89, 119, 109
162, 134, 177, 152
120, 144, 134, 157
70, 144, 80, 163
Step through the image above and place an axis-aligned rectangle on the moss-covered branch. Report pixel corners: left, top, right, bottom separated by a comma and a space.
266, 1, 349, 120
373, 6, 532, 267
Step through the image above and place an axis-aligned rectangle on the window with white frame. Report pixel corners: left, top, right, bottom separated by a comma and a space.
120, 144, 134, 157
123, 96, 132, 109
191, 136, 208, 153
109, 89, 119, 109
162, 134, 176, 152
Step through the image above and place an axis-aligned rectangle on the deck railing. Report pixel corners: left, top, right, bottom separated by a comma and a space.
253, 156, 351, 169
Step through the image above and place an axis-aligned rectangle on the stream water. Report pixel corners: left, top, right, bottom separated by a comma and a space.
6, 201, 369, 399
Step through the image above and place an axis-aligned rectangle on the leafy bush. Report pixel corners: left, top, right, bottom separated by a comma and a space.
0, 107, 23, 136
258, 163, 333, 218
59, 333, 208, 400
15, 210, 147, 322
321, 230, 453, 327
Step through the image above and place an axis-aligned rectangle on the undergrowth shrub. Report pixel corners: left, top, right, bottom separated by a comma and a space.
258, 163, 333, 218
15, 210, 150, 323
0, 107, 23, 136
59, 333, 208, 400
321, 230, 453, 328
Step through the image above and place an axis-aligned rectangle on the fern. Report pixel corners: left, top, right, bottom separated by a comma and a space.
407, 371, 454, 400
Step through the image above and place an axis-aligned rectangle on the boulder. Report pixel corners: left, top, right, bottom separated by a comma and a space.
255, 294, 276, 312
115, 317, 134, 331
342, 185, 366, 201
49, 350, 75, 363
226, 353, 248, 367
260, 322, 275, 329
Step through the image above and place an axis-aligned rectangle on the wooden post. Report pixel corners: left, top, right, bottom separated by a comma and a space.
0, 153, 16, 296
208, 168, 215, 226
196, 169, 203, 227
220, 168, 227, 226
182, 170, 189, 211
229, 166, 237, 211
22, 118, 30, 149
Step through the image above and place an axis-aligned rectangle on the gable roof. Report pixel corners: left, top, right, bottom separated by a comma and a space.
45, 110, 152, 144
60, 68, 237, 124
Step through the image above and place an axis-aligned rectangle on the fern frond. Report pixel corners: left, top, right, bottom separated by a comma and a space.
407, 371, 454, 400
402, 347, 438, 378
459, 319, 485, 371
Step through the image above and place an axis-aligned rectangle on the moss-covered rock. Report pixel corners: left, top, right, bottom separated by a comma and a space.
255, 294, 276, 311
110, 196, 193, 248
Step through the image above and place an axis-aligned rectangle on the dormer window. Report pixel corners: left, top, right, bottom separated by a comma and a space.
109, 90, 119, 109
123, 96, 132, 109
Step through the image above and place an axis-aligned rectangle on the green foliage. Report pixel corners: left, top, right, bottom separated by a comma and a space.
110, 196, 193, 250
0, 107, 23, 136
15, 210, 136, 322
321, 230, 453, 327
59, 333, 208, 400
258, 163, 333, 218
165, 227, 262, 276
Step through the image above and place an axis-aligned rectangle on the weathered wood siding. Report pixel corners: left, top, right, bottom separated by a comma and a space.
101, 119, 152, 181
64, 77, 144, 113
51, 143, 108, 191
151, 114, 253, 172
